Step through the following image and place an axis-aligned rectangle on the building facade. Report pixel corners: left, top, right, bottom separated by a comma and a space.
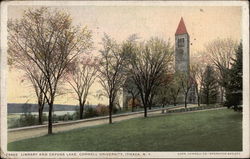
175, 17, 190, 74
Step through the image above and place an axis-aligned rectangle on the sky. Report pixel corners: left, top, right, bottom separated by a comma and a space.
7, 4, 242, 105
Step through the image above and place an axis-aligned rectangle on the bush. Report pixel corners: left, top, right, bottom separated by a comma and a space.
8, 113, 49, 128
10, 113, 38, 128
19, 113, 38, 126
84, 106, 98, 118
53, 112, 77, 122
96, 104, 109, 116
53, 114, 58, 123
64, 113, 74, 121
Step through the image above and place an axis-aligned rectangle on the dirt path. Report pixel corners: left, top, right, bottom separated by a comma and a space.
8, 104, 198, 143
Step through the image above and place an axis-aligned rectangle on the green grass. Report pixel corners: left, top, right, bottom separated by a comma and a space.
8, 109, 242, 151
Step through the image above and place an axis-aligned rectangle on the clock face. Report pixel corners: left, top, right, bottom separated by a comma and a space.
176, 48, 184, 61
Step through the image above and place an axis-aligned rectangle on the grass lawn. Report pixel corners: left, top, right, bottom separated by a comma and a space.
8, 108, 242, 151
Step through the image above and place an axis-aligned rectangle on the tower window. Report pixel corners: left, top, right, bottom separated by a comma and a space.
178, 38, 185, 47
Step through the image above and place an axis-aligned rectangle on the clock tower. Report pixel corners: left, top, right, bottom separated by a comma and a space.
175, 18, 196, 104
175, 17, 190, 74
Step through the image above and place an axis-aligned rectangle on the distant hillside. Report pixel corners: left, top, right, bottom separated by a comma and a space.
8, 103, 78, 114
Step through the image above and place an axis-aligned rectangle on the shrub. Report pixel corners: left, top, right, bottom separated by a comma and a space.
8, 113, 49, 128
53, 113, 76, 122
63, 113, 73, 121
19, 113, 38, 126
96, 104, 109, 116
84, 106, 98, 118
53, 114, 58, 123
9, 113, 39, 128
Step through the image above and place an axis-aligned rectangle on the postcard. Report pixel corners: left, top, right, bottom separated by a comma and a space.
0, 0, 249, 158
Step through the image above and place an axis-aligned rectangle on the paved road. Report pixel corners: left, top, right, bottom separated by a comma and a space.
8, 104, 199, 143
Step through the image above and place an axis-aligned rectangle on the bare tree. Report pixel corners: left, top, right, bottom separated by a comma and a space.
98, 34, 127, 124
27, 69, 48, 124
190, 52, 210, 106
66, 57, 98, 119
8, 56, 48, 125
128, 38, 174, 117
206, 38, 238, 103
8, 7, 92, 134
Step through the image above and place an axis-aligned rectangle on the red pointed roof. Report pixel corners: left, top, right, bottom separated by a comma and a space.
175, 17, 188, 35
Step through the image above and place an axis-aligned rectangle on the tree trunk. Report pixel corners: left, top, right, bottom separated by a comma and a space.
148, 94, 154, 110
38, 106, 43, 125
184, 93, 188, 108
79, 103, 83, 119
79, 100, 85, 119
109, 102, 113, 124
144, 105, 147, 117
38, 99, 44, 125
139, 91, 147, 117
207, 92, 209, 106
48, 103, 53, 134
197, 95, 200, 107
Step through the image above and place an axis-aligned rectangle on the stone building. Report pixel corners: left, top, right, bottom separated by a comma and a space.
175, 17, 190, 74
175, 17, 196, 104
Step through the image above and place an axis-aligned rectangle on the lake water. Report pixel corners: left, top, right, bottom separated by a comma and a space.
9, 110, 76, 117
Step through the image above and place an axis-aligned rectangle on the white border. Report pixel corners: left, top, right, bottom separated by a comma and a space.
1, 0, 8, 156
242, 1, 250, 157
1, 0, 249, 6
1, 1, 249, 158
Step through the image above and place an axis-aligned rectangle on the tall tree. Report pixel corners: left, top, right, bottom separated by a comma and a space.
190, 62, 206, 107
127, 38, 174, 117
66, 57, 98, 119
190, 52, 210, 106
206, 38, 238, 103
179, 72, 192, 108
98, 34, 128, 124
201, 65, 218, 105
8, 58, 48, 125
8, 7, 92, 134
28, 69, 48, 124
224, 42, 242, 110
